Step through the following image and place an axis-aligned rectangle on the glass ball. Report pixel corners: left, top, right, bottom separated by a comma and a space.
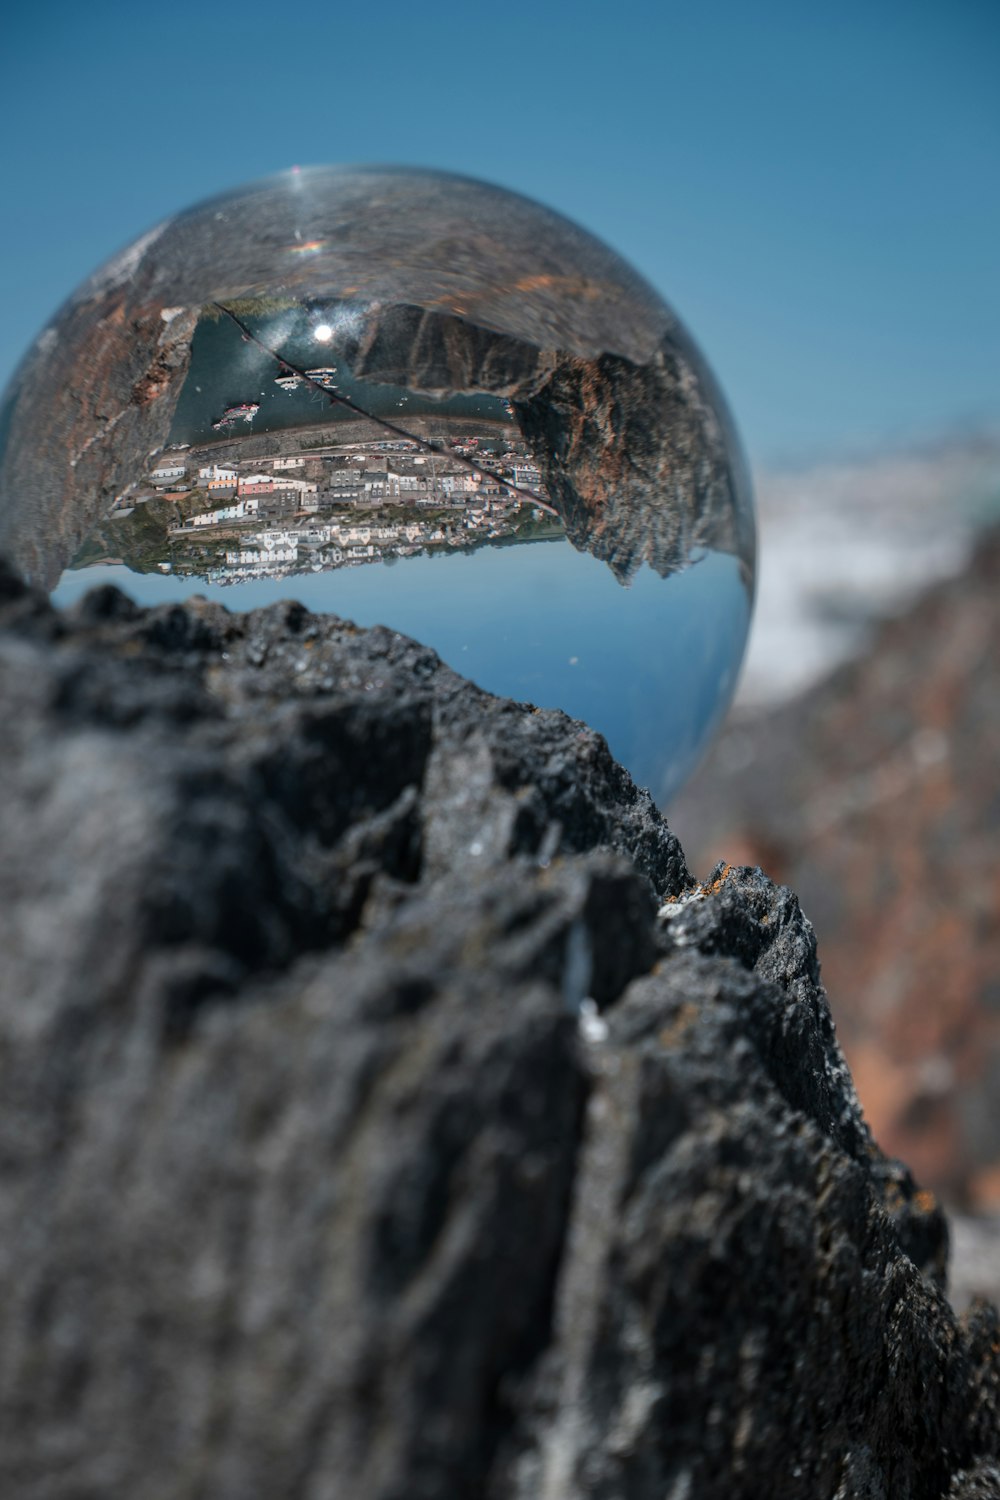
0, 167, 755, 804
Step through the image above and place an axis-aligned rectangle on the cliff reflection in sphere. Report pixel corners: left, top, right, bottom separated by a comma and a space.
0, 166, 756, 804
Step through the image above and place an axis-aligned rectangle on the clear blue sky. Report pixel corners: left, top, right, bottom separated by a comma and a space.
2, 0, 997, 465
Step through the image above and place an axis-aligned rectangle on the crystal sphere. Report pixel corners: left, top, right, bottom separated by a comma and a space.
0, 167, 755, 804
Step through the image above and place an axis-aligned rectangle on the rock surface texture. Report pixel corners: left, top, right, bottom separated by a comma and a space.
1, 557, 998, 1500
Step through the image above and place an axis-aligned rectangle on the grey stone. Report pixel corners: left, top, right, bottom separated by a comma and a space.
949, 1467, 1000, 1499
0, 556, 996, 1498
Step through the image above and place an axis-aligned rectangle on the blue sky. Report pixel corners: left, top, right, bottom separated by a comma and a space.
2, 0, 997, 465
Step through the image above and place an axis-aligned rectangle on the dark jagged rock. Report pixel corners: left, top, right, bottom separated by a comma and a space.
0, 558, 997, 1499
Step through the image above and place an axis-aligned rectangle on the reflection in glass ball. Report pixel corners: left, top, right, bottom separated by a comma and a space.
0, 167, 755, 804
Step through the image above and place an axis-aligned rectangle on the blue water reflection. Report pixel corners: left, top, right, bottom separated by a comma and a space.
170, 306, 508, 447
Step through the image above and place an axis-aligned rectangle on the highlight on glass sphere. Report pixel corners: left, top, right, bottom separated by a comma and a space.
0, 166, 755, 804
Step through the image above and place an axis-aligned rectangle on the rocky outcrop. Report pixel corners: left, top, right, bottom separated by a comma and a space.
347, 301, 755, 585
672, 526, 1000, 1217
515, 333, 755, 588
0, 556, 997, 1499
0, 297, 197, 589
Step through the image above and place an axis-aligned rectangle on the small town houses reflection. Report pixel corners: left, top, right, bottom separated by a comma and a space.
80, 381, 559, 590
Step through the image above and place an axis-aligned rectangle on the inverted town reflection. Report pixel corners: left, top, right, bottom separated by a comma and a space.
137, 296, 564, 584
0, 167, 756, 803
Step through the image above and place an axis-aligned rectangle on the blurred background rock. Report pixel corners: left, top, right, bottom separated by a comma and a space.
671, 437, 1000, 1302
